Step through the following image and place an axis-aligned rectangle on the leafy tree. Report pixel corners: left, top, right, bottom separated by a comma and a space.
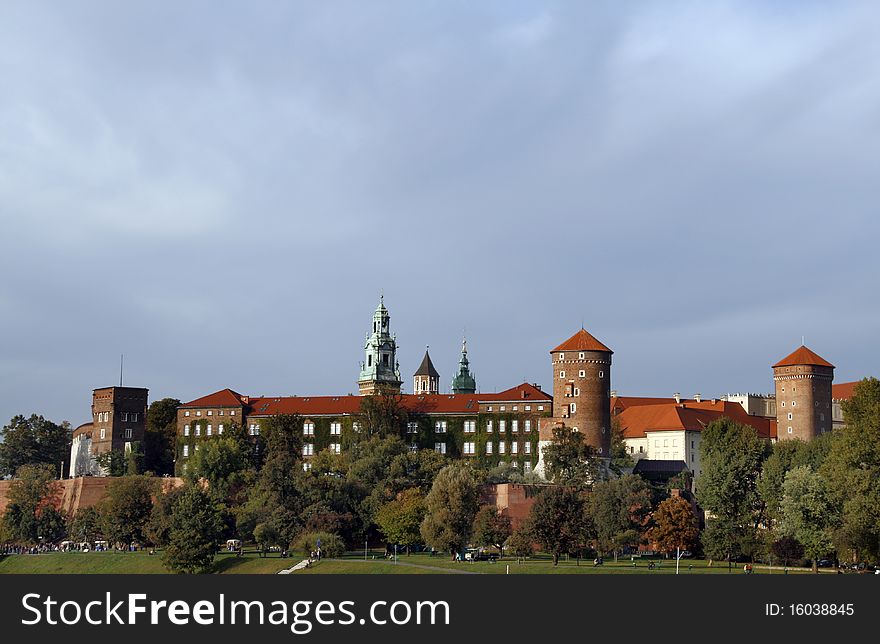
821, 377, 880, 563
505, 528, 534, 561
375, 488, 426, 553
385, 449, 446, 495
647, 496, 699, 556
420, 463, 481, 558
1, 464, 61, 544
68, 506, 103, 544
590, 474, 653, 560
38, 506, 67, 544
771, 536, 804, 567
0, 415, 70, 478
145, 486, 184, 547
356, 393, 409, 439
609, 418, 634, 474
525, 486, 591, 565
162, 485, 224, 573
296, 531, 345, 558
95, 450, 128, 477
186, 437, 252, 503
144, 398, 180, 476
472, 505, 512, 558
696, 417, 770, 562
780, 465, 837, 572
99, 475, 156, 546
541, 425, 602, 487
758, 435, 832, 526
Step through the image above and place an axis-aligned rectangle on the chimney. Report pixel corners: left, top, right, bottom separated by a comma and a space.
673, 392, 681, 404
610, 390, 617, 398
694, 393, 701, 403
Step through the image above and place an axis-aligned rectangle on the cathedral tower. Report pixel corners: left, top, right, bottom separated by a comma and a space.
358, 295, 402, 395
413, 348, 440, 394
451, 339, 477, 394
773, 345, 834, 441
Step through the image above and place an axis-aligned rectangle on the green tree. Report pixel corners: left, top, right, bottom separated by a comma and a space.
696, 417, 770, 563
162, 485, 224, 573
505, 528, 534, 561
95, 450, 128, 477
296, 531, 345, 558
375, 488, 426, 553
0, 415, 70, 478
144, 398, 181, 476
525, 486, 591, 565
771, 536, 804, 567
541, 425, 602, 487
609, 418, 634, 474
356, 393, 409, 439
821, 377, 880, 563
780, 465, 837, 572
647, 496, 699, 556
420, 463, 481, 558
758, 435, 832, 526
99, 475, 156, 546
145, 486, 184, 547
472, 505, 512, 558
1, 464, 61, 544
590, 474, 652, 560
186, 437, 251, 503
38, 506, 67, 544
68, 506, 102, 544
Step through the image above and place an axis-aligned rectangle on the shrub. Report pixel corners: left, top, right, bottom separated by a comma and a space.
295, 531, 345, 558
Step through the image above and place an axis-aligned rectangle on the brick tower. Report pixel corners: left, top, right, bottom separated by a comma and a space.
773, 345, 834, 441
547, 328, 613, 455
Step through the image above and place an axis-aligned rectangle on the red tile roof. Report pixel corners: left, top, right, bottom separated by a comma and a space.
773, 345, 834, 369
612, 395, 698, 414
551, 328, 613, 354
832, 381, 860, 401
181, 388, 247, 408
617, 400, 772, 439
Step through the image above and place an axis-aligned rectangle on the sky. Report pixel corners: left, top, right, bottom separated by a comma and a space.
1, 1, 879, 427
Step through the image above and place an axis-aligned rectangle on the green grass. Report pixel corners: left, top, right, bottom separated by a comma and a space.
0, 550, 820, 575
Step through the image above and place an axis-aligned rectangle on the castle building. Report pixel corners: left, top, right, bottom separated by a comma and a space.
773, 345, 834, 440
451, 339, 477, 394
69, 386, 148, 476
358, 296, 402, 395
413, 349, 440, 394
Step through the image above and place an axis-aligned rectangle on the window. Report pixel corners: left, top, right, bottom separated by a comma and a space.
182, 445, 189, 457
218, 410, 224, 416
409, 444, 418, 453
820, 413, 825, 422
132, 413, 138, 422
184, 425, 190, 436
787, 427, 793, 434
559, 353, 565, 361
206, 424, 212, 436
559, 371, 566, 378
218, 424, 224, 435
303, 422, 315, 436
579, 352, 585, 359
302, 444, 314, 456
537, 405, 544, 411
302, 462, 312, 472
195, 425, 201, 437
525, 405, 531, 411
570, 403, 577, 413
435, 420, 447, 433
639, 446, 644, 453
672, 439, 677, 447
788, 413, 793, 420
654, 440, 659, 447
579, 370, 586, 378
330, 422, 342, 435
463, 442, 475, 455
512, 405, 518, 411
512, 420, 518, 433
512, 442, 518, 454
486, 442, 493, 455
185, 411, 190, 417
524, 420, 531, 433
524, 442, 531, 454
499, 420, 506, 433
791, 401, 796, 407
207, 410, 213, 416
124, 428, 132, 439
407, 422, 418, 434
196, 411, 202, 416
434, 442, 446, 455
249, 423, 260, 436
230, 410, 235, 416
330, 443, 341, 454
486, 420, 493, 433
781, 401, 785, 407
500, 405, 506, 412
122, 412, 128, 421
599, 371, 604, 378
499, 441, 506, 454
487, 406, 493, 412
691, 440, 695, 449
574, 388, 580, 396
524, 461, 532, 472
464, 420, 476, 433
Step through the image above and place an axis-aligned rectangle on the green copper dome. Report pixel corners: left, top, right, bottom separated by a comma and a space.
451, 339, 477, 394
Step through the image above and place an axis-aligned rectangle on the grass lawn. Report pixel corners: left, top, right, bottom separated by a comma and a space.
0, 550, 820, 575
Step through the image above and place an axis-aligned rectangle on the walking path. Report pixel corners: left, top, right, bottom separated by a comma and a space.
283, 558, 484, 574
277, 559, 312, 574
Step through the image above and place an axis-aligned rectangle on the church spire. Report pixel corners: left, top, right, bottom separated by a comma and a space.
358, 294, 402, 395
451, 338, 477, 394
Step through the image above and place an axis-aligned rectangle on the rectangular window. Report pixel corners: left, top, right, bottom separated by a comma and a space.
330, 422, 342, 435
132, 413, 138, 422
464, 420, 476, 433
434, 442, 446, 454
537, 405, 544, 411
302, 462, 312, 472
409, 444, 418, 453
512, 442, 518, 454
303, 422, 315, 436
121, 412, 128, 421
524, 461, 532, 472
579, 352, 585, 359
207, 410, 213, 416
218, 424, 224, 435
302, 444, 314, 456
486, 442, 493, 455
524, 420, 531, 433
195, 425, 201, 437
230, 410, 235, 416
124, 428, 132, 439
184, 425, 190, 436
559, 371, 566, 378
524, 442, 531, 454
500, 406, 506, 412
407, 422, 418, 434
570, 403, 576, 414
218, 410, 224, 416
512, 420, 518, 432
196, 411, 202, 416
525, 405, 531, 411
330, 443, 341, 454
185, 411, 190, 417
487, 406, 493, 412
486, 420, 493, 433
512, 405, 518, 411
435, 420, 447, 433
499, 441, 506, 454
559, 353, 565, 361
206, 424, 212, 436
499, 420, 506, 433
463, 442, 475, 455
579, 370, 586, 378
182, 445, 189, 457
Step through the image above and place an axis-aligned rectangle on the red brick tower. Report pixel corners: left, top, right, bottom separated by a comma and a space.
548, 328, 613, 455
773, 345, 834, 441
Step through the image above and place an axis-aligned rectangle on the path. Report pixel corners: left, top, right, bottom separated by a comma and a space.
308, 558, 484, 574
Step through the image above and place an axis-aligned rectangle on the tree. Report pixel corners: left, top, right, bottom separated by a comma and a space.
1, 464, 61, 544
0, 415, 70, 478
420, 463, 481, 558
186, 437, 251, 503
99, 475, 156, 546
144, 398, 180, 476
145, 486, 184, 547
68, 506, 103, 544
647, 496, 699, 556
526, 486, 591, 565
541, 425, 603, 487
780, 465, 837, 572
821, 377, 880, 563
696, 417, 770, 564
296, 531, 345, 558
590, 474, 653, 560
356, 393, 408, 439
771, 536, 804, 567
758, 435, 832, 526
505, 528, 534, 561
609, 418, 634, 474
162, 485, 224, 573
472, 505, 512, 558
38, 506, 67, 544
375, 488, 426, 553
95, 450, 128, 477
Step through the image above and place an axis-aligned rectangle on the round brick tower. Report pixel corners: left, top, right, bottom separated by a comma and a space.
549, 328, 613, 455
773, 345, 834, 441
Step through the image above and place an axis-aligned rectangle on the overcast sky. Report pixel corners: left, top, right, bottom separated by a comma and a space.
2, 1, 879, 427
